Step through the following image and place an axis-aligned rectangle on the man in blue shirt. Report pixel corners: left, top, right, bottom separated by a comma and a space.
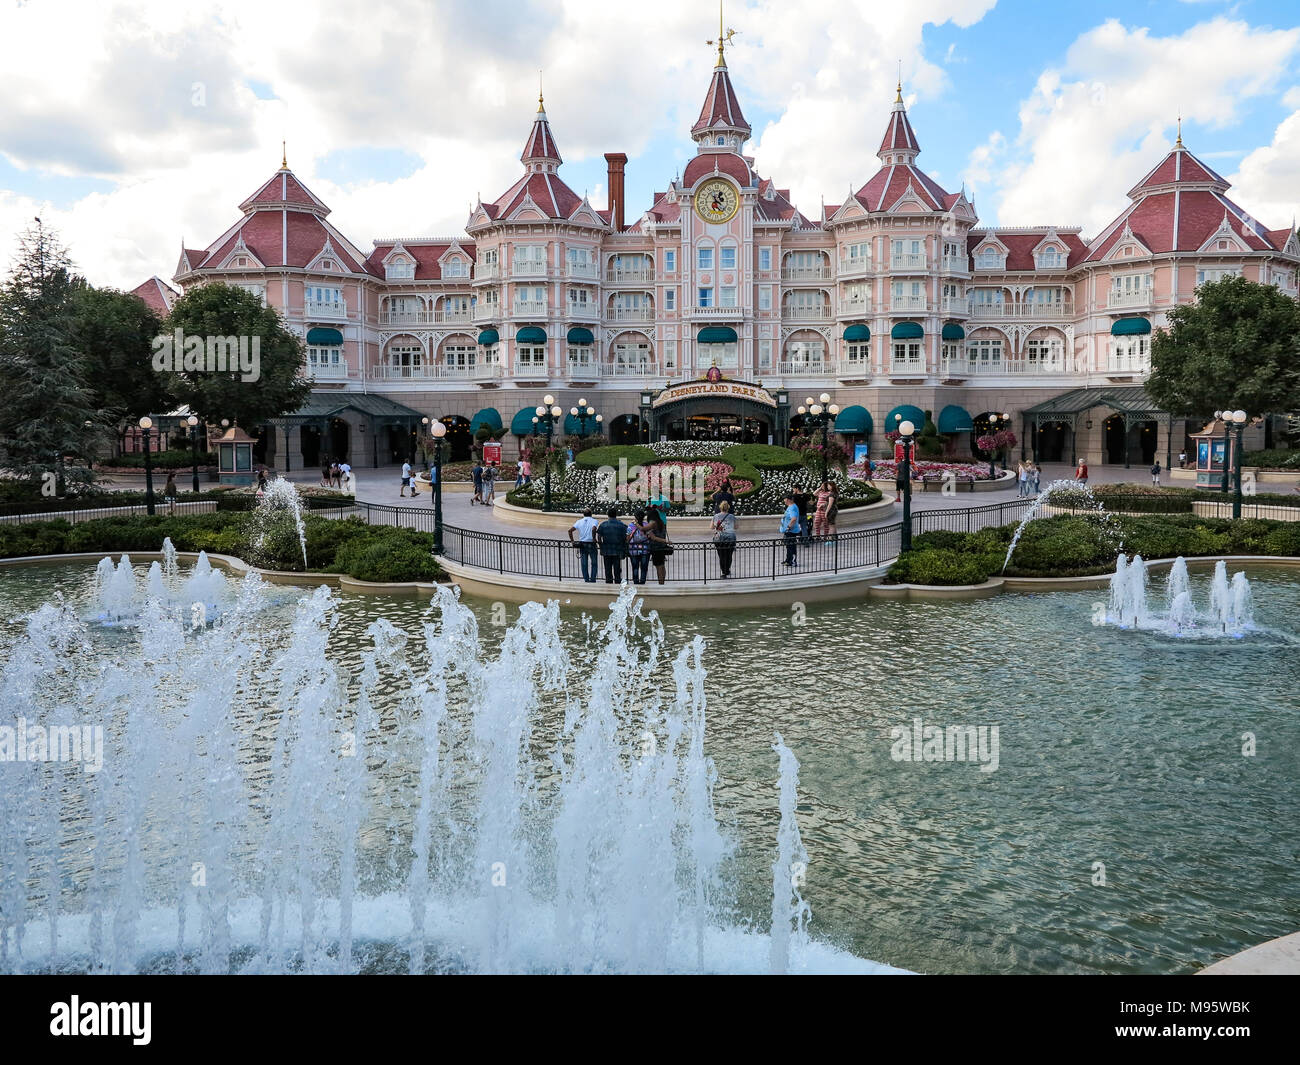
780, 493, 802, 567
568, 508, 600, 582
596, 507, 629, 584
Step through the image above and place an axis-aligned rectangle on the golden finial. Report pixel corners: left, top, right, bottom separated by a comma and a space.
538, 70, 544, 113
281, 140, 287, 168
706, 0, 738, 67
896, 61, 903, 103
1175, 113, 1183, 148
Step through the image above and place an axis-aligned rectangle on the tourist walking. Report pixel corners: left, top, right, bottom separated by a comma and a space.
795, 489, 814, 545
1179, 449, 1187, 469
519, 457, 532, 485
596, 507, 628, 584
645, 506, 672, 585
400, 460, 412, 497
866, 457, 877, 486
780, 493, 802, 567
1017, 461, 1029, 497
813, 479, 834, 539
339, 461, 353, 494
568, 508, 600, 583
711, 500, 737, 577
320, 460, 331, 488
164, 473, 178, 516
483, 463, 497, 506
626, 509, 651, 585
330, 462, 341, 489
825, 481, 840, 539
1151, 460, 1162, 487
711, 478, 736, 515
470, 461, 484, 505
1030, 463, 1041, 495
894, 463, 908, 503
1075, 459, 1088, 485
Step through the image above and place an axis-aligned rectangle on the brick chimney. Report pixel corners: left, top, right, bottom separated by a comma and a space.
604, 152, 627, 232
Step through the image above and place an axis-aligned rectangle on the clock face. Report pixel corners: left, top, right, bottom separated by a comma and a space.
694, 179, 739, 224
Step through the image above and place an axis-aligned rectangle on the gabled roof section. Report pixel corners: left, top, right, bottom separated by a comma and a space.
853, 163, 949, 214
129, 277, 180, 316
878, 85, 920, 160
238, 166, 331, 215
691, 59, 750, 140
1127, 145, 1228, 199
969, 228, 1088, 270
521, 99, 562, 164
365, 239, 478, 281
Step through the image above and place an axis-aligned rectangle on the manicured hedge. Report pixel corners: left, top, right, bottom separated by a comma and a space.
887, 513, 1300, 585
0, 512, 442, 583
101, 449, 217, 470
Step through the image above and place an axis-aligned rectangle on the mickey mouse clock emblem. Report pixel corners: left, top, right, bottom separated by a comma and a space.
694, 178, 739, 224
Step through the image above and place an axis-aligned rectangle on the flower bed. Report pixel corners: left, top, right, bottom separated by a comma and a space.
852, 459, 994, 482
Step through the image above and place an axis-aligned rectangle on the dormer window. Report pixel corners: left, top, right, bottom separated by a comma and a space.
321, 259, 334, 270
236, 257, 247, 267
1036, 246, 1064, 269
443, 259, 468, 278
975, 246, 1003, 269
386, 258, 415, 280
716, 136, 725, 146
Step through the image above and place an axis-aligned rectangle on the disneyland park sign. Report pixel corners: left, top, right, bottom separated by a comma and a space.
651, 376, 777, 410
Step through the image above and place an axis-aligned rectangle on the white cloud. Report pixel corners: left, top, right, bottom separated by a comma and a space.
967, 17, 1300, 236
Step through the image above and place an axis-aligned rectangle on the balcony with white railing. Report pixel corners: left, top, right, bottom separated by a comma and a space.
380, 310, 433, 327
474, 263, 500, 281
512, 300, 548, 318
473, 303, 500, 323
434, 309, 473, 325
565, 356, 600, 381
890, 253, 928, 271
1106, 353, 1150, 375
600, 361, 661, 378
838, 300, 871, 317
566, 302, 600, 322
891, 296, 929, 313
473, 362, 505, 381
836, 359, 872, 380
305, 299, 347, 319
940, 296, 969, 316
888, 356, 927, 376
777, 360, 834, 376
1108, 289, 1153, 309
567, 261, 599, 280
511, 258, 548, 279
968, 302, 1074, 319
687, 305, 741, 320
606, 262, 654, 284
837, 258, 872, 278
513, 360, 550, 380
939, 357, 1074, 378
781, 265, 832, 282
783, 304, 832, 321
941, 255, 970, 274
608, 306, 654, 322
307, 360, 351, 380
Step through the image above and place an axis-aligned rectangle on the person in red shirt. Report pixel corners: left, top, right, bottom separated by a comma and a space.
1075, 459, 1088, 484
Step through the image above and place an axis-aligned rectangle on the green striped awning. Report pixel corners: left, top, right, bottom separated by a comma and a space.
843, 324, 871, 342
469, 408, 503, 435
833, 404, 872, 434
941, 323, 966, 341
478, 328, 500, 346
306, 327, 343, 345
937, 404, 974, 433
886, 404, 926, 431
1111, 317, 1151, 336
891, 322, 924, 340
697, 326, 738, 344
510, 408, 538, 435
516, 326, 548, 344
567, 326, 594, 344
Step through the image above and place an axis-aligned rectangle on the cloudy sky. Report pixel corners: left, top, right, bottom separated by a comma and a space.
1, 0, 1297, 290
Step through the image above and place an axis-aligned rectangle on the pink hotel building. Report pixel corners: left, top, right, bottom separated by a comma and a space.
140, 44, 1300, 469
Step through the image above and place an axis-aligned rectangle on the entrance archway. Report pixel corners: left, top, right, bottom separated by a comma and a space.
440, 415, 472, 462
1034, 420, 1071, 463
1103, 415, 1126, 464
608, 413, 646, 445
300, 425, 322, 467
329, 418, 350, 464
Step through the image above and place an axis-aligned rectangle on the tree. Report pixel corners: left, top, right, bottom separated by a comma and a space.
70, 286, 169, 457
163, 282, 311, 428
1146, 275, 1300, 418
0, 222, 100, 494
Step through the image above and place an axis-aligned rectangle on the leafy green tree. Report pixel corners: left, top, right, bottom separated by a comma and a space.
1146, 275, 1300, 417
70, 285, 169, 457
0, 223, 100, 494
163, 282, 310, 428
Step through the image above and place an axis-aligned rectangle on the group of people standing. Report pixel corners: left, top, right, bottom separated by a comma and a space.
569, 505, 673, 585
470, 461, 500, 506
319, 460, 352, 491
1015, 461, 1043, 497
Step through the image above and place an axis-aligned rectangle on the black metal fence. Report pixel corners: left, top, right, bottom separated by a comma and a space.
439, 522, 902, 583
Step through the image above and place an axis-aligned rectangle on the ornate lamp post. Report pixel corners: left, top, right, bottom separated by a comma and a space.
571, 397, 600, 437
422, 416, 447, 552
186, 414, 202, 493
1213, 408, 1249, 518
984, 411, 1011, 479
896, 415, 917, 551
1212, 408, 1238, 495
535, 394, 563, 512
802, 392, 840, 483
138, 416, 156, 515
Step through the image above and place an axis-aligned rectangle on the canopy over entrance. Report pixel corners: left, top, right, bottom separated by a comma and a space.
639, 376, 790, 445
269, 393, 427, 470
1021, 385, 1175, 468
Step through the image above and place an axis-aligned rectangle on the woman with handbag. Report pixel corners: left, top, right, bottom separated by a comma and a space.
626, 509, 652, 585
711, 500, 736, 578
645, 505, 672, 586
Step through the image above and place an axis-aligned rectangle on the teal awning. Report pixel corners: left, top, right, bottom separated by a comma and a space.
563, 412, 584, 434
937, 404, 974, 433
478, 328, 499, 346
843, 324, 871, 342
567, 326, 594, 344
306, 327, 343, 345
941, 323, 966, 341
833, 404, 872, 434
697, 326, 738, 344
886, 404, 926, 431
891, 322, 924, 340
516, 326, 548, 344
510, 407, 538, 435
1111, 317, 1151, 336
469, 407, 503, 435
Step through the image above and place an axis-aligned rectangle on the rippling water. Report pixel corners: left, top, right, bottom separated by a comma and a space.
3, 562, 1299, 974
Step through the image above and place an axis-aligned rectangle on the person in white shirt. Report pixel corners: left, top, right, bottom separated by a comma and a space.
400, 460, 412, 498
568, 508, 600, 582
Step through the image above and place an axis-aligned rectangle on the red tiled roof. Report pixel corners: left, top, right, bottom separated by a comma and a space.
490, 170, 583, 221
1085, 189, 1278, 262
878, 105, 920, 155
854, 163, 949, 212
521, 111, 561, 163
967, 231, 1088, 270
364, 241, 477, 281
193, 211, 368, 273
1128, 147, 1227, 197
238, 168, 330, 214
691, 64, 750, 136
682, 152, 753, 189
129, 277, 179, 316
1267, 227, 1296, 251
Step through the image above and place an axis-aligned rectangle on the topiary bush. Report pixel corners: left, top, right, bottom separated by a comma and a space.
330, 527, 440, 582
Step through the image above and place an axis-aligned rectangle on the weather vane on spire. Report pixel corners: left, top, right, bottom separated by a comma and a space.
1175, 111, 1183, 148
538, 69, 545, 112
281, 140, 287, 168
706, 0, 738, 66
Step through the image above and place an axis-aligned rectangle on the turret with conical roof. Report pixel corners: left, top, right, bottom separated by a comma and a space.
520, 90, 562, 172
877, 82, 921, 165
691, 29, 750, 153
